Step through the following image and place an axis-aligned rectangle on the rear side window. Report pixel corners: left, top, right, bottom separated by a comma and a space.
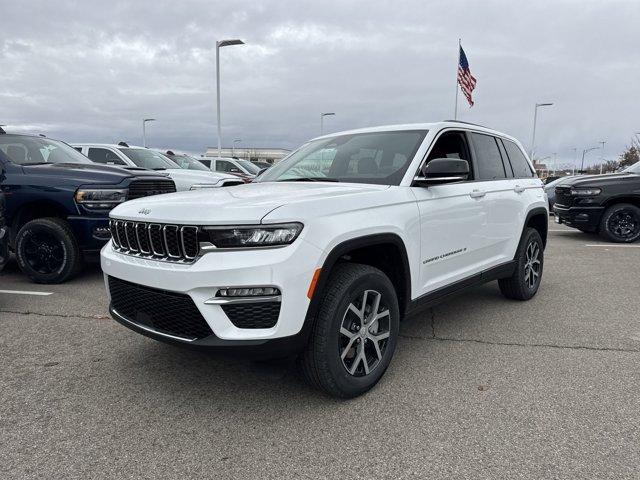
88, 148, 125, 165
471, 133, 506, 180
502, 140, 535, 178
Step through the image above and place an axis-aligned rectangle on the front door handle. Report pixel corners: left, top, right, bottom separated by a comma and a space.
514, 185, 526, 193
469, 189, 486, 199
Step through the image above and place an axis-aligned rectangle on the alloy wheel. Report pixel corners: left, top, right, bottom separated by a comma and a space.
608, 210, 639, 240
22, 231, 65, 274
524, 241, 541, 289
339, 289, 390, 377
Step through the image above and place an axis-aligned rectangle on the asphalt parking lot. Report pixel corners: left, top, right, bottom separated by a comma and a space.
1, 223, 639, 479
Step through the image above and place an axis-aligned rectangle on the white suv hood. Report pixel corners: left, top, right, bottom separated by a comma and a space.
110, 182, 389, 224
164, 169, 239, 190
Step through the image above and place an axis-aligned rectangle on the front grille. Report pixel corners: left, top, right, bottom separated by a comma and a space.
109, 220, 199, 262
127, 179, 176, 200
108, 276, 213, 340
221, 302, 281, 329
554, 186, 574, 207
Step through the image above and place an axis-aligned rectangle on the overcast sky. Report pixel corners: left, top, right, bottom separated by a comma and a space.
2, 0, 639, 168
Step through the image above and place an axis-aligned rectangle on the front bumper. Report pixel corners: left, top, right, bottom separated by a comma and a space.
101, 238, 323, 350
67, 216, 111, 251
553, 204, 604, 231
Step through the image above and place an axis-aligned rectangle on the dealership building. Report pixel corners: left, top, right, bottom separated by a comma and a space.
204, 147, 291, 163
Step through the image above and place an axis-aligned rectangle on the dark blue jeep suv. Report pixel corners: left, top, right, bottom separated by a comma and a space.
0, 131, 176, 283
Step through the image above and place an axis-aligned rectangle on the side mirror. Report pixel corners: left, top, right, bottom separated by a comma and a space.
414, 158, 470, 186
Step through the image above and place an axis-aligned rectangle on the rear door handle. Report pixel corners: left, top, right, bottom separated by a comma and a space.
514, 185, 526, 194
469, 189, 486, 199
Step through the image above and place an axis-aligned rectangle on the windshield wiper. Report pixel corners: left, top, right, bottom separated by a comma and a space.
22, 162, 50, 166
277, 177, 339, 182
151, 167, 167, 170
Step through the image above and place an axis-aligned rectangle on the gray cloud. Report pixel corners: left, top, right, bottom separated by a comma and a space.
1, 0, 639, 168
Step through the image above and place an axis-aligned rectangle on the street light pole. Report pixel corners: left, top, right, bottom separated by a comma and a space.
530, 102, 554, 158
142, 118, 155, 148
216, 39, 245, 158
320, 112, 335, 135
232, 138, 242, 157
580, 146, 599, 173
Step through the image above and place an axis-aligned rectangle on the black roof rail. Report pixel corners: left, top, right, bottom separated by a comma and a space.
443, 119, 488, 128
0, 127, 5, 134
118, 141, 129, 147
166, 150, 175, 155
39, 133, 46, 138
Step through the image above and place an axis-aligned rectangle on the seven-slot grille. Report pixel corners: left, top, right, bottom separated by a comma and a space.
110, 220, 199, 262
127, 179, 176, 200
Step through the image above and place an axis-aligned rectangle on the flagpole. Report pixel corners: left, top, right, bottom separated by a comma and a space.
454, 38, 460, 120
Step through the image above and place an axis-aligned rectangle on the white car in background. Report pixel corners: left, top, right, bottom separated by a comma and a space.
198, 157, 262, 180
73, 143, 243, 191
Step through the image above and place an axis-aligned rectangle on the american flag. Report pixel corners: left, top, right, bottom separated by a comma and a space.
457, 46, 477, 107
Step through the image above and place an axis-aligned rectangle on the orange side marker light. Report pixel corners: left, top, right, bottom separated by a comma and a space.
307, 268, 322, 299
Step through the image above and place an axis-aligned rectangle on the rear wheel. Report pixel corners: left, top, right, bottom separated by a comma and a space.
499, 228, 544, 301
15, 217, 82, 283
599, 203, 640, 243
299, 263, 399, 398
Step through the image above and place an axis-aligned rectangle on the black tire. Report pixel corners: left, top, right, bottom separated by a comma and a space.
498, 228, 544, 301
299, 263, 400, 398
598, 203, 640, 243
15, 217, 82, 284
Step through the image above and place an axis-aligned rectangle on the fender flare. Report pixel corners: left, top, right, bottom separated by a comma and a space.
298, 233, 412, 343
522, 206, 549, 248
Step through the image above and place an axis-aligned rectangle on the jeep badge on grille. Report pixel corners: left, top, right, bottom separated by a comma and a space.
138, 208, 151, 215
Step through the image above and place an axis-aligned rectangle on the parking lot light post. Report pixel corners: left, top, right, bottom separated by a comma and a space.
320, 112, 335, 135
580, 146, 599, 173
599, 141, 606, 174
142, 118, 155, 148
530, 102, 553, 157
216, 39, 245, 158
232, 138, 242, 157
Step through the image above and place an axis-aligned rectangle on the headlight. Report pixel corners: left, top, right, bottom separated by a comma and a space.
570, 188, 601, 196
200, 223, 303, 249
190, 183, 221, 190
74, 188, 127, 209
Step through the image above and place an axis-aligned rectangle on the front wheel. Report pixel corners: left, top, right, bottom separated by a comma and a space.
15, 217, 82, 283
299, 263, 399, 398
599, 203, 640, 243
499, 228, 544, 301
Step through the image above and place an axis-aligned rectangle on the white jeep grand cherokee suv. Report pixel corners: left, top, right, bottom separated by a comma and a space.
101, 122, 548, 398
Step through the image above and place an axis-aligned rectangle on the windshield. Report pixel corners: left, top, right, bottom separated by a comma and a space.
623, 161, 640, 174
0, 135, 92, 165
258, 130, 427, 185
119, 148, 178, 170
235, 159, 261, 175
169, 155, 211, 172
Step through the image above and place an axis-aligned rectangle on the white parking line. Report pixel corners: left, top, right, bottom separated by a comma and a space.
0, 289, 54, 296
584, 244, 640, 248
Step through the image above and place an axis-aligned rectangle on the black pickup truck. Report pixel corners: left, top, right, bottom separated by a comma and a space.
553, 161, 640, 242
0, 130, 176, 283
